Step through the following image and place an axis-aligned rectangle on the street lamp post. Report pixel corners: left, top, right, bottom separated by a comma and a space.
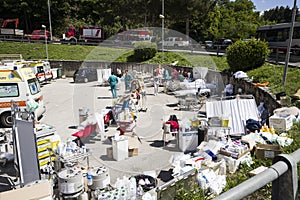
47, 0, 53, 41
160, 0, 165, 62
42, 25, 48, 60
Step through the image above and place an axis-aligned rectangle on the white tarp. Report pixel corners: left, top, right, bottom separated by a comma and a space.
206, 96, 259, 134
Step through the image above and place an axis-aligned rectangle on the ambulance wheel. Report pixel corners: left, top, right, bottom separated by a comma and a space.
0, 112, 12, 128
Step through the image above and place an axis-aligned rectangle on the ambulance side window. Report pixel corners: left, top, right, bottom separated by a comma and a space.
0, 83, 19, 97
37, 66, 44, 73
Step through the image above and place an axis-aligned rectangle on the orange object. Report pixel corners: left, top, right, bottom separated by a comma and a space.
1, 18, 19, 28
254, 81, 269, 87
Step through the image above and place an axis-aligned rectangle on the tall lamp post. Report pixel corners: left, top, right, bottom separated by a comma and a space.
47, 0, 53, 41
42, 25, 48, 60
160, 0, 165, 62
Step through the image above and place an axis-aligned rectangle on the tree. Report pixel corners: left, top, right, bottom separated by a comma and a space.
204, 0, 261, 41
226, 39, 270, 72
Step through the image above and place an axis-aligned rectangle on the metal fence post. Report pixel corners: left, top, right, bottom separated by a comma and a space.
272, 154, 298, 200
276, 48, 279, 64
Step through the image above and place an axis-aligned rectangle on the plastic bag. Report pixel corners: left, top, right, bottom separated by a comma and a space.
26, 98, 39, 112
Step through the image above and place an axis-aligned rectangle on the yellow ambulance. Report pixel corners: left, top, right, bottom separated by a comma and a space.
0, 64, 46, 127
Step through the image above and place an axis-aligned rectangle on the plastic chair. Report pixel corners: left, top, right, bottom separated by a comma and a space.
162, 123, 178, 147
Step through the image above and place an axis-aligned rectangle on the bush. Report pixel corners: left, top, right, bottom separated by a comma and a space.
133, 42, 157, 62
226, 39, 270, 72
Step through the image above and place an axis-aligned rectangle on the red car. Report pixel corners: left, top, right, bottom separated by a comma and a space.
27, 30, 50, 40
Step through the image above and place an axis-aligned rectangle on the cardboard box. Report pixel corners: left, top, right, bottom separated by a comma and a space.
255, 144, 282, 159
128, 148, 138, 157
219, 148, 251, 159
128, 135, 139, 149
269, 114, 293, 131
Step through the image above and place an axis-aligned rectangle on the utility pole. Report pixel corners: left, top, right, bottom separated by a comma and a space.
282, 0, 297, 86
48, 0, 53, 41
162, 0, 164, 62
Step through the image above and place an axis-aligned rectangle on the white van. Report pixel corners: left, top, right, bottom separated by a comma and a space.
0, 64, 46, 127
29, 61, 53, 83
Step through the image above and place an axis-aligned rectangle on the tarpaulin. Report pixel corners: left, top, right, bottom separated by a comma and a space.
72, 124, 97, 138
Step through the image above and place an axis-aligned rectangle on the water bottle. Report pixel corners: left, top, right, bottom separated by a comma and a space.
82, 144, 86, 153
129, 177, 137, 199
136, 185, 144, 200
87, 173, 93, 186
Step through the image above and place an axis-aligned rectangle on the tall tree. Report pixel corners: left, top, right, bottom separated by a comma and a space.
262, 6, 298, 23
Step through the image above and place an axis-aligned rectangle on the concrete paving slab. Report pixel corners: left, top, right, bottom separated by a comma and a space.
1, 77, 205, 191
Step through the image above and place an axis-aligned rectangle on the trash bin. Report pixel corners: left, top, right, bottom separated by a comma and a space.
79, 107, 89, 124
57, 68, 63, 78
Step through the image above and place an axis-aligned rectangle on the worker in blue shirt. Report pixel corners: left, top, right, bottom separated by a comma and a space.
124, 70, 133, 92
108, 72, 119, 98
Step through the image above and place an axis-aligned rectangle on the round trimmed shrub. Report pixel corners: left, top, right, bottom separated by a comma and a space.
226, 39, 270, 72
134, 42, 157, 62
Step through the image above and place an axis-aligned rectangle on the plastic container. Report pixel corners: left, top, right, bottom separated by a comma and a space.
87, 174, 93, 186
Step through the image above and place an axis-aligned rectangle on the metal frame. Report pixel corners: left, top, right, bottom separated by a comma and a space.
11, 102, 41, 187
215, 149, 300, 200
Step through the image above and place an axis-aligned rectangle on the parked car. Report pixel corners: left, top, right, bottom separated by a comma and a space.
73, 68, 98, 83
205, 40, 214, 49
214, 38, 233, 49
27, 30, 50, 40
158, 37, 190, 48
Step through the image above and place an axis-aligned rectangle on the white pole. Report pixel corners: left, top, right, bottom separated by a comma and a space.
162, 0, 164, 62
48, 0, 53, 41
282, 0, 297, 86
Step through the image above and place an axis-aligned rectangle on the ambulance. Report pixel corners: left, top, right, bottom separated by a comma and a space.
0, 64, 46, 127
29, 61, 53, 83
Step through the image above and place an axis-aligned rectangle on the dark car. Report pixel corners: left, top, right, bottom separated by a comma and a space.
73, 68, 98, 83
214, 38, 233, 50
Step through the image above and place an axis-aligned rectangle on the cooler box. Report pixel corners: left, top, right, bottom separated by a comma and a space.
178, 131, 198, 153
269, 114, 293, 131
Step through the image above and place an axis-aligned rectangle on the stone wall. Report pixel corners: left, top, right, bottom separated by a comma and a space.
225, 74, 281, 115
49, 60, 159, 77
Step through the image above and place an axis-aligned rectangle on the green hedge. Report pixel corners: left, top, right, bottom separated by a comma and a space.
133, 42, 157, 62
226, 39, 270, 72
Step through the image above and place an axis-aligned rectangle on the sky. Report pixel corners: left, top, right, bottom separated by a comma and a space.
252, 0, 297, 11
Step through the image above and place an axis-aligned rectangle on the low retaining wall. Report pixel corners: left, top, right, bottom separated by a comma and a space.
49, 60, 158, 77
226, 75, 281, 115
49, 60, 281, 114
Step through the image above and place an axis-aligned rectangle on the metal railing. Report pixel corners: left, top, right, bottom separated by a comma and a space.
215, 149, 300, 200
